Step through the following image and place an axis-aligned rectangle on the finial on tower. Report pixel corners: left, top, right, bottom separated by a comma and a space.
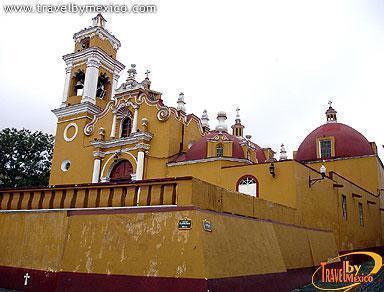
201, 109, 210, 129
325, 100, 337, 123
279, 143, 288, 160
177, 92, 186, 112
127, 64, 137, 81
92, 14, 107, 28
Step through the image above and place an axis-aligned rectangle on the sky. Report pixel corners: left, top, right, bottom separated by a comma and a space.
1, 0, 384, 160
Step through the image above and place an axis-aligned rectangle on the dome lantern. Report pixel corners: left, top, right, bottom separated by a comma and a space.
231, 107, 245, 137
326, 101, 337, 123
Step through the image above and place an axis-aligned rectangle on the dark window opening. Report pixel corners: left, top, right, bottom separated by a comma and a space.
96, 73, 109, 99
320, 140, 332, 158
121, 117, 132, 137
73, 71, 85, 96
358, 202, 364, 226
216, 144, 224, 157
342, 195, 347, 220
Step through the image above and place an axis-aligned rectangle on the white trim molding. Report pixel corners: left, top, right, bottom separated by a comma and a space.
63, 122, 78, 142
52, 102, 102, 119
90, 131, 153, 149
167, 157, 251, 167
63, 47, 125, 76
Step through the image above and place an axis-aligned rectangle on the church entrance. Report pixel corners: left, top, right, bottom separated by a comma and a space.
110, 160, 133, 182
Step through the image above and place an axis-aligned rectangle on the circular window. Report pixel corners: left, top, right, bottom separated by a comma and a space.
61, 160, 71, 172
63, 123, 78, 142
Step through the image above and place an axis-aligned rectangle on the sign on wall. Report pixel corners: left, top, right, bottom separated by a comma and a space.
178, 218, 192, 230
203, 219, 212, 232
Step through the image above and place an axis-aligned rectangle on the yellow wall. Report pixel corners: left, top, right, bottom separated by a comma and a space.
309, 156, 379, 194
0, 208, 338, 278
0, 176, 380, 278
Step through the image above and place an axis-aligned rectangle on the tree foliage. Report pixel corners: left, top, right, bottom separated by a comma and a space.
0, 128, 54, 188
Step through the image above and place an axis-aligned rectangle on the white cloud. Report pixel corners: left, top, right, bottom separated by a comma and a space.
1, 0, 383, 159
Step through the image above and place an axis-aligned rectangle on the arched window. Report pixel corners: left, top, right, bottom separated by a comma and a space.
121, 117, 132, 137
237, 175, 258, 197
216, 144, 224, 157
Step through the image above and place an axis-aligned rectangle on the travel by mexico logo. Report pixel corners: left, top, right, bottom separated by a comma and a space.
311, 251, 383, 290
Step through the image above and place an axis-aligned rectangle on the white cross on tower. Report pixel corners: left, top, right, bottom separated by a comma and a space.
328, 100, 332, 107
145, 69, 151, 79
24, 272, 30, 286
236, 107, 240, 118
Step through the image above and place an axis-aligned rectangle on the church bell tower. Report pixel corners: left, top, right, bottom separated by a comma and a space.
50, 15, 125, 185
60, 14, 125, 109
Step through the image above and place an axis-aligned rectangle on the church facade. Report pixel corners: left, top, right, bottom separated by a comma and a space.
0, 14, 383, 291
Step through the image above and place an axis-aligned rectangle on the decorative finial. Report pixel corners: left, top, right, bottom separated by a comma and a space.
177, 92, 186, 112
325, 100, 337, 123
145, 69, 151, 79
127, 64, 137, 80
92, 14, 107, 28
215, 111, 228, 132
279, 143, 287, 160
201, 109, 210, 128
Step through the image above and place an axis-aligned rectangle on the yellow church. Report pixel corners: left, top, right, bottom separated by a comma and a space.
0, 14, 383, 291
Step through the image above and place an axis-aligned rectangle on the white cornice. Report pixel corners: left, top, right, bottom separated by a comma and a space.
73, 26, 121, 50
167, 157, 251, 167
63, 47, 125, 74
90, 132, 153, 149
52, 102, 101, 119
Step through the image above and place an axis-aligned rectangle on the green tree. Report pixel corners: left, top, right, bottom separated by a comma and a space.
0, 128, 54, 188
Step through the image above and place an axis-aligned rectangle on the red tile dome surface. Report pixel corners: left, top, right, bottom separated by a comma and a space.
184, 131, 244, 161
296, 123, 374, 162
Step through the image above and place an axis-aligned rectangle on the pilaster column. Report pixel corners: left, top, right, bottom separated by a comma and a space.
92, 151, 104, 183
61, 64, 72, 107
131, 104, 139, 134
92, 158, 101, 183
136, 151, 145, 180
82, 58, 100, 104
110, 113, 117, 138
112, 71, 120, 97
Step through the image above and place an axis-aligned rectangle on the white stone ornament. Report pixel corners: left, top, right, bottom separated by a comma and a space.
201, 109, 210, 128
279, 143, 288, 160
177, 92, 186, 112
63, 123, 78, 142
215, 111, 228, 132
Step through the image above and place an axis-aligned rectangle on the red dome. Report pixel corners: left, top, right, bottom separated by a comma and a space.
296, 123, 374, 162
178, 131, 245, 162
255, 148, 266, 163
